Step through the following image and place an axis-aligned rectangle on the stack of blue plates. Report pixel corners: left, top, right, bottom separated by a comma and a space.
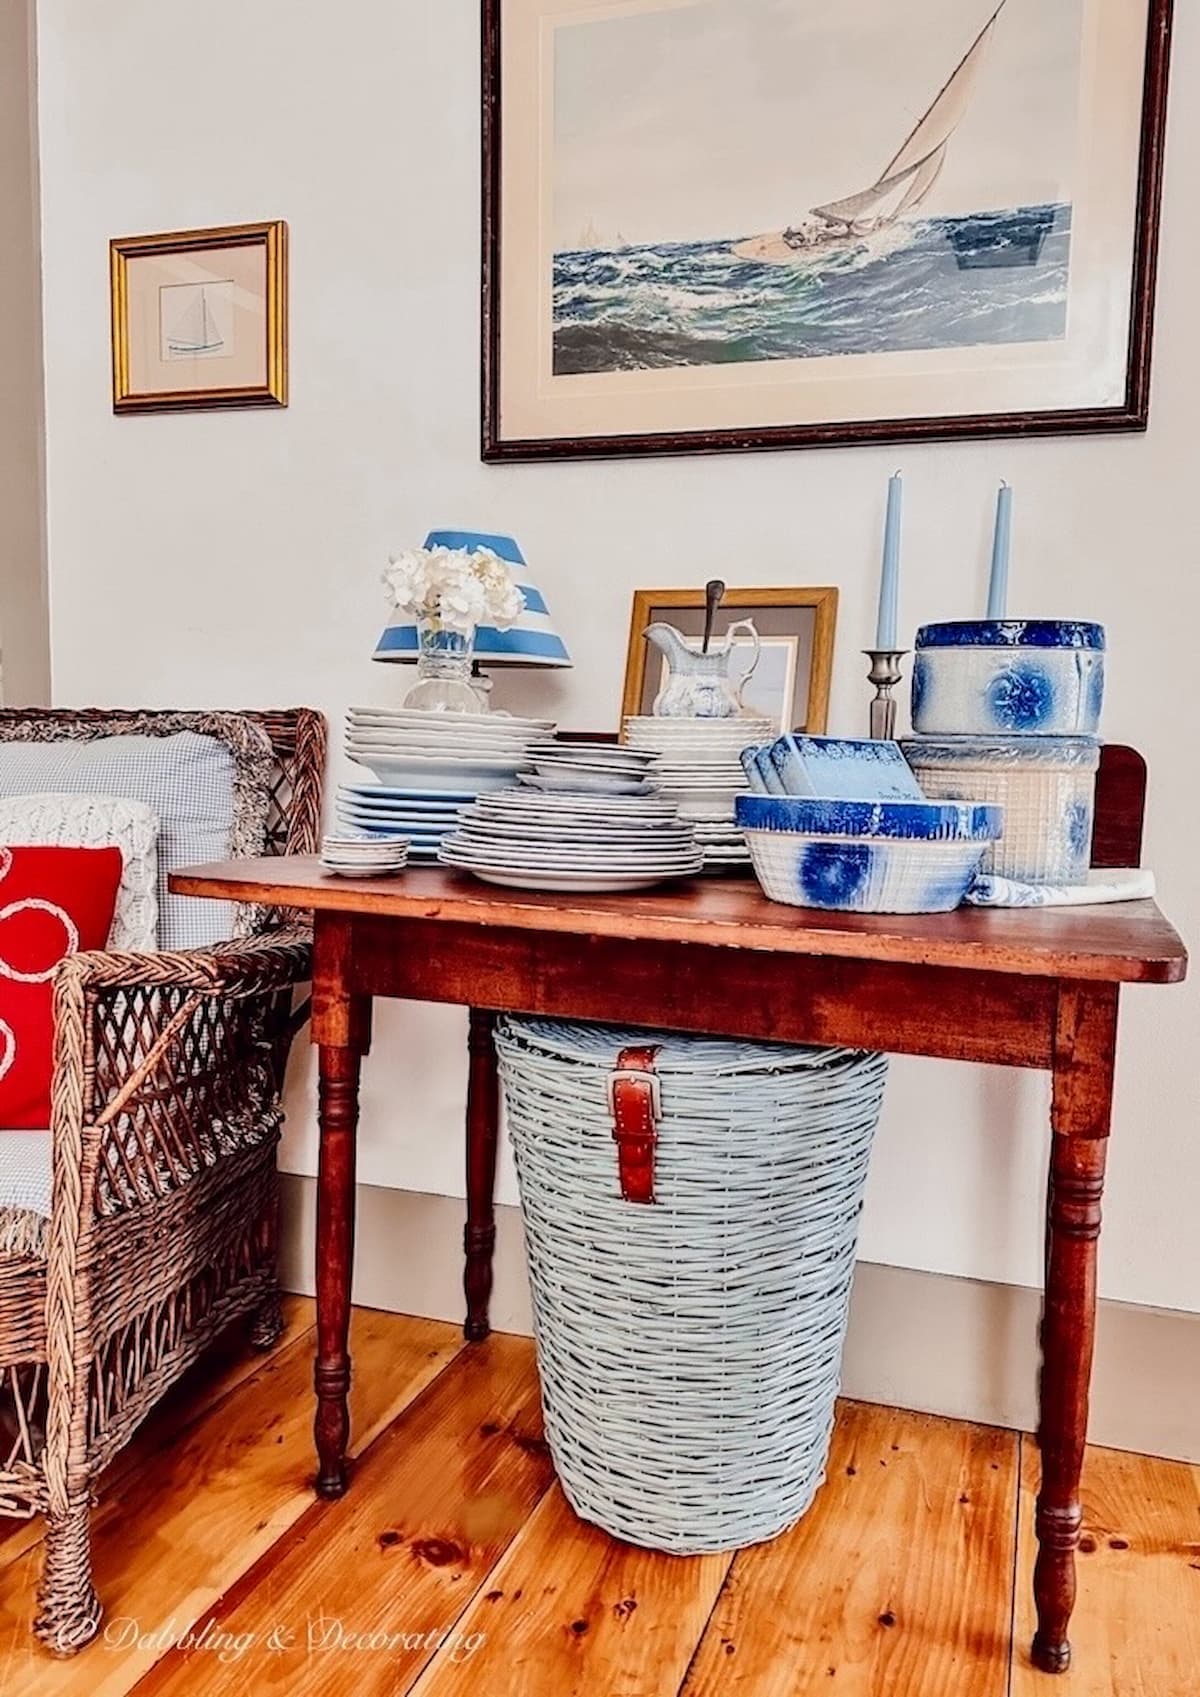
335, 784, 474, 864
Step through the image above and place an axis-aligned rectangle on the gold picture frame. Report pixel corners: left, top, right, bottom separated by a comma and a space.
110, 220, 288, 414
621, 587, 838, 734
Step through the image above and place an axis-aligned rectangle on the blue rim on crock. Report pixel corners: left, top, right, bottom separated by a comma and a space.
915, 620, 1106, 650
736, 797, 1004, 840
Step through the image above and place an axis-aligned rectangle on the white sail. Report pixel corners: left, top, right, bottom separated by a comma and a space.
809, 1, 1005, 234
883, 7, 1003, 180
812, 164, 921, 228
166, 287, 223, 354
892, 142, 949, 219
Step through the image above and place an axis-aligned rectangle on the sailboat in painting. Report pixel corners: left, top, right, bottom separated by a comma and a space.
735, 1, 1007, 262
166, 286, 225, 357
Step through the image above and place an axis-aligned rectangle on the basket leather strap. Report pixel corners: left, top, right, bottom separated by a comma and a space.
609, 1044, 662, 1205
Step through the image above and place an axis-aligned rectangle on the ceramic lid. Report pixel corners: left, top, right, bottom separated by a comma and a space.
736, 796, 1004, 841
915, 620, 1106, 651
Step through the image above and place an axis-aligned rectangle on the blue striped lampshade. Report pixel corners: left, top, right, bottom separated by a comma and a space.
373, 530, 572, 668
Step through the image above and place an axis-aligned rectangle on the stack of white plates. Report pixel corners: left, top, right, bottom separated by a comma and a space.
320, 832, 410, 877
623, 717, 773, 872
344, 707, 553, 791
341, 707, 557, 862
519, 740, 659, 797
623, 716, 774, 757
334, 784, 473, 863
440, 788, 703, 893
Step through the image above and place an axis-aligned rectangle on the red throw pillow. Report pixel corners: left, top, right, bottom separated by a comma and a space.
0, 846, 123, 1129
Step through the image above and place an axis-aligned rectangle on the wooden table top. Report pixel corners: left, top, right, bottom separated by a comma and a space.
171, 858, 1188, 986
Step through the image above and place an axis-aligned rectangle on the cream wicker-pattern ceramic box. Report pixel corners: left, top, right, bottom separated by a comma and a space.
902, 736, 1100, 885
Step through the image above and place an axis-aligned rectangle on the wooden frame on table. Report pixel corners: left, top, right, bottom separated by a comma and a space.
620, 587, 838, 734
481, 0, 1174, 461
110, 220, 288, 414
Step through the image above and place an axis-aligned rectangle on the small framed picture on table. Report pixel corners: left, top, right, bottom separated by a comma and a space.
621, 587, 838, 733
110, 220, 288, 413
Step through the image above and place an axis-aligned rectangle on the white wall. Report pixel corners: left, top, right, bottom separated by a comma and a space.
35, 0, 1199, 1315
0, 0, 50, 703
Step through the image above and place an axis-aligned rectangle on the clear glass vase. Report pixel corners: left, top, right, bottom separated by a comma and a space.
402, 619, 487, 713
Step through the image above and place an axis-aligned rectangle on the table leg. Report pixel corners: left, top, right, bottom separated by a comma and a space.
311, 916, 370, 1499
464, 1007, 500, 1343
1033, 983, 1117, 1674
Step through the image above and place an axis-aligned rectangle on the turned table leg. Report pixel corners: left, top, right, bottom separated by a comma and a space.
1033, 983, 1117, 1674
464, 1007, 500, 1342
311, 916, 371, 1499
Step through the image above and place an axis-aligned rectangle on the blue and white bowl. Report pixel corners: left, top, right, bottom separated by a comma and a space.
736, 796, 1003, 914
911, 620, 1106, 737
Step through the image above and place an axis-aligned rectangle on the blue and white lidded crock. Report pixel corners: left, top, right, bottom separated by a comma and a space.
911, 621, 1105, 737
735, 796, 1003, 914
900, 735, 1100, 886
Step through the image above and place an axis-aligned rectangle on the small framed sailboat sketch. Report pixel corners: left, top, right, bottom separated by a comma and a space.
110, 221, 287, 413
482, 0, 1174, 460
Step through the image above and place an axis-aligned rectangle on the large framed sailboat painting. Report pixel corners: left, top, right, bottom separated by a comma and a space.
482, 0, 1173, 460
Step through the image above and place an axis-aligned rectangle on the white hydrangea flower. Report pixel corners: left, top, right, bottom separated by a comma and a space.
382, 542, 526, 632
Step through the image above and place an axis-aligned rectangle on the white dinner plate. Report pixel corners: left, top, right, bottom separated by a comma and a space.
446, 865, 698, 893
441, 843, 702, 873
349, 756, 526, 791
530, 745, 655, 770
517, 771, 656, 797
348, 707, 555, 732
340, 783, 478, 805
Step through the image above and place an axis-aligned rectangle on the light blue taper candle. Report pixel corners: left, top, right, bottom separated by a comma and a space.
987, 482, 1013, 620
875, 471, 903, 649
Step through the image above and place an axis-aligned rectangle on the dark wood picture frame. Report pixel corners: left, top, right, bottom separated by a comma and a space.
481, 0, 1174, 463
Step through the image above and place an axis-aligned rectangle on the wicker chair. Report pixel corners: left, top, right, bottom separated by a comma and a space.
0, 706, 325, 1654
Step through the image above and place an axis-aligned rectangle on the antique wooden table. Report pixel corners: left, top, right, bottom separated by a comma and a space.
173, 790, 1185, 1676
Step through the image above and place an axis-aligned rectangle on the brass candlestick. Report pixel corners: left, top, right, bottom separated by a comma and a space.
863, 649, 909, 741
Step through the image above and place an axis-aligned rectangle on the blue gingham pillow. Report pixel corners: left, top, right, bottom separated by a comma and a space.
0, 732, 254, 948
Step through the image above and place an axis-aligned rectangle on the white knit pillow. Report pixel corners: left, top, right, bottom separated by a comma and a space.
0, 792, 159, 950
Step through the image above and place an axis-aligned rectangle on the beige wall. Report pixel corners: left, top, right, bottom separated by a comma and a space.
0, 0, 49, 704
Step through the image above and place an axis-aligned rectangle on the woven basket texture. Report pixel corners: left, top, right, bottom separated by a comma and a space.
495, 1018, 887, 1555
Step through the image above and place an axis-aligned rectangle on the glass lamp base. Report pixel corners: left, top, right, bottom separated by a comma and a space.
402, 620, 489, 713
402, 674, 485, 713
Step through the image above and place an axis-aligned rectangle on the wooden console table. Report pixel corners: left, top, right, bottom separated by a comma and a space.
172, 766, 1185, 1676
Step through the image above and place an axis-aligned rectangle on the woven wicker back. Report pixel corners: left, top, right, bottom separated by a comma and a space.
0, 706, 327, 860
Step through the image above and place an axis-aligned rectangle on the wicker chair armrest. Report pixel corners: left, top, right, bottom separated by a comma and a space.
45, 928, 312, 1233
56, 925, 312, 1001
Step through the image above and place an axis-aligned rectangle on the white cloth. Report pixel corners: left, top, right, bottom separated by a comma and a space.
0, 733, 240, 947
965, 868, 1156, 908
0, 792, 159, 950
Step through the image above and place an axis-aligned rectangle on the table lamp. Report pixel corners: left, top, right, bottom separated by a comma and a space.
373, 531, 572, 704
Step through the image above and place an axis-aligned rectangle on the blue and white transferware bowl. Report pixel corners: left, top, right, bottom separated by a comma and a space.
901, 735, 1100, 886
735, 796, 1003, 914
911, 620, 1105, 737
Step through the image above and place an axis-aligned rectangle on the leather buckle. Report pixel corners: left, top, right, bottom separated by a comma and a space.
606, 1067, 663, 1121
609, 1045, 662, 1205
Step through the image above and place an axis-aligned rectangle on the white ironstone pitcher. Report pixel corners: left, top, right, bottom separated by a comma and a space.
644, 619, 761, 718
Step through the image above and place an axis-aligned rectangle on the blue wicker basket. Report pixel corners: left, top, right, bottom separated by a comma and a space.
495, 1018, 887, 1554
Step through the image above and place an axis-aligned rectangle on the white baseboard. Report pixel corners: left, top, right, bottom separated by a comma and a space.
280, 1175, 1200, 1465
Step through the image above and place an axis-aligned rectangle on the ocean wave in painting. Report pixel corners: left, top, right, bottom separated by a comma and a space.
552, 204, 1071, 375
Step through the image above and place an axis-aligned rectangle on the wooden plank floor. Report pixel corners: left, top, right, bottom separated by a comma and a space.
0, 1308, 1195, 1695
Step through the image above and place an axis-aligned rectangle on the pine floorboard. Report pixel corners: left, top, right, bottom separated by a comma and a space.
1011, 1434, 1200, 1697
679, 1401, 1019, 1697
0, 1309, 1194, 1695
